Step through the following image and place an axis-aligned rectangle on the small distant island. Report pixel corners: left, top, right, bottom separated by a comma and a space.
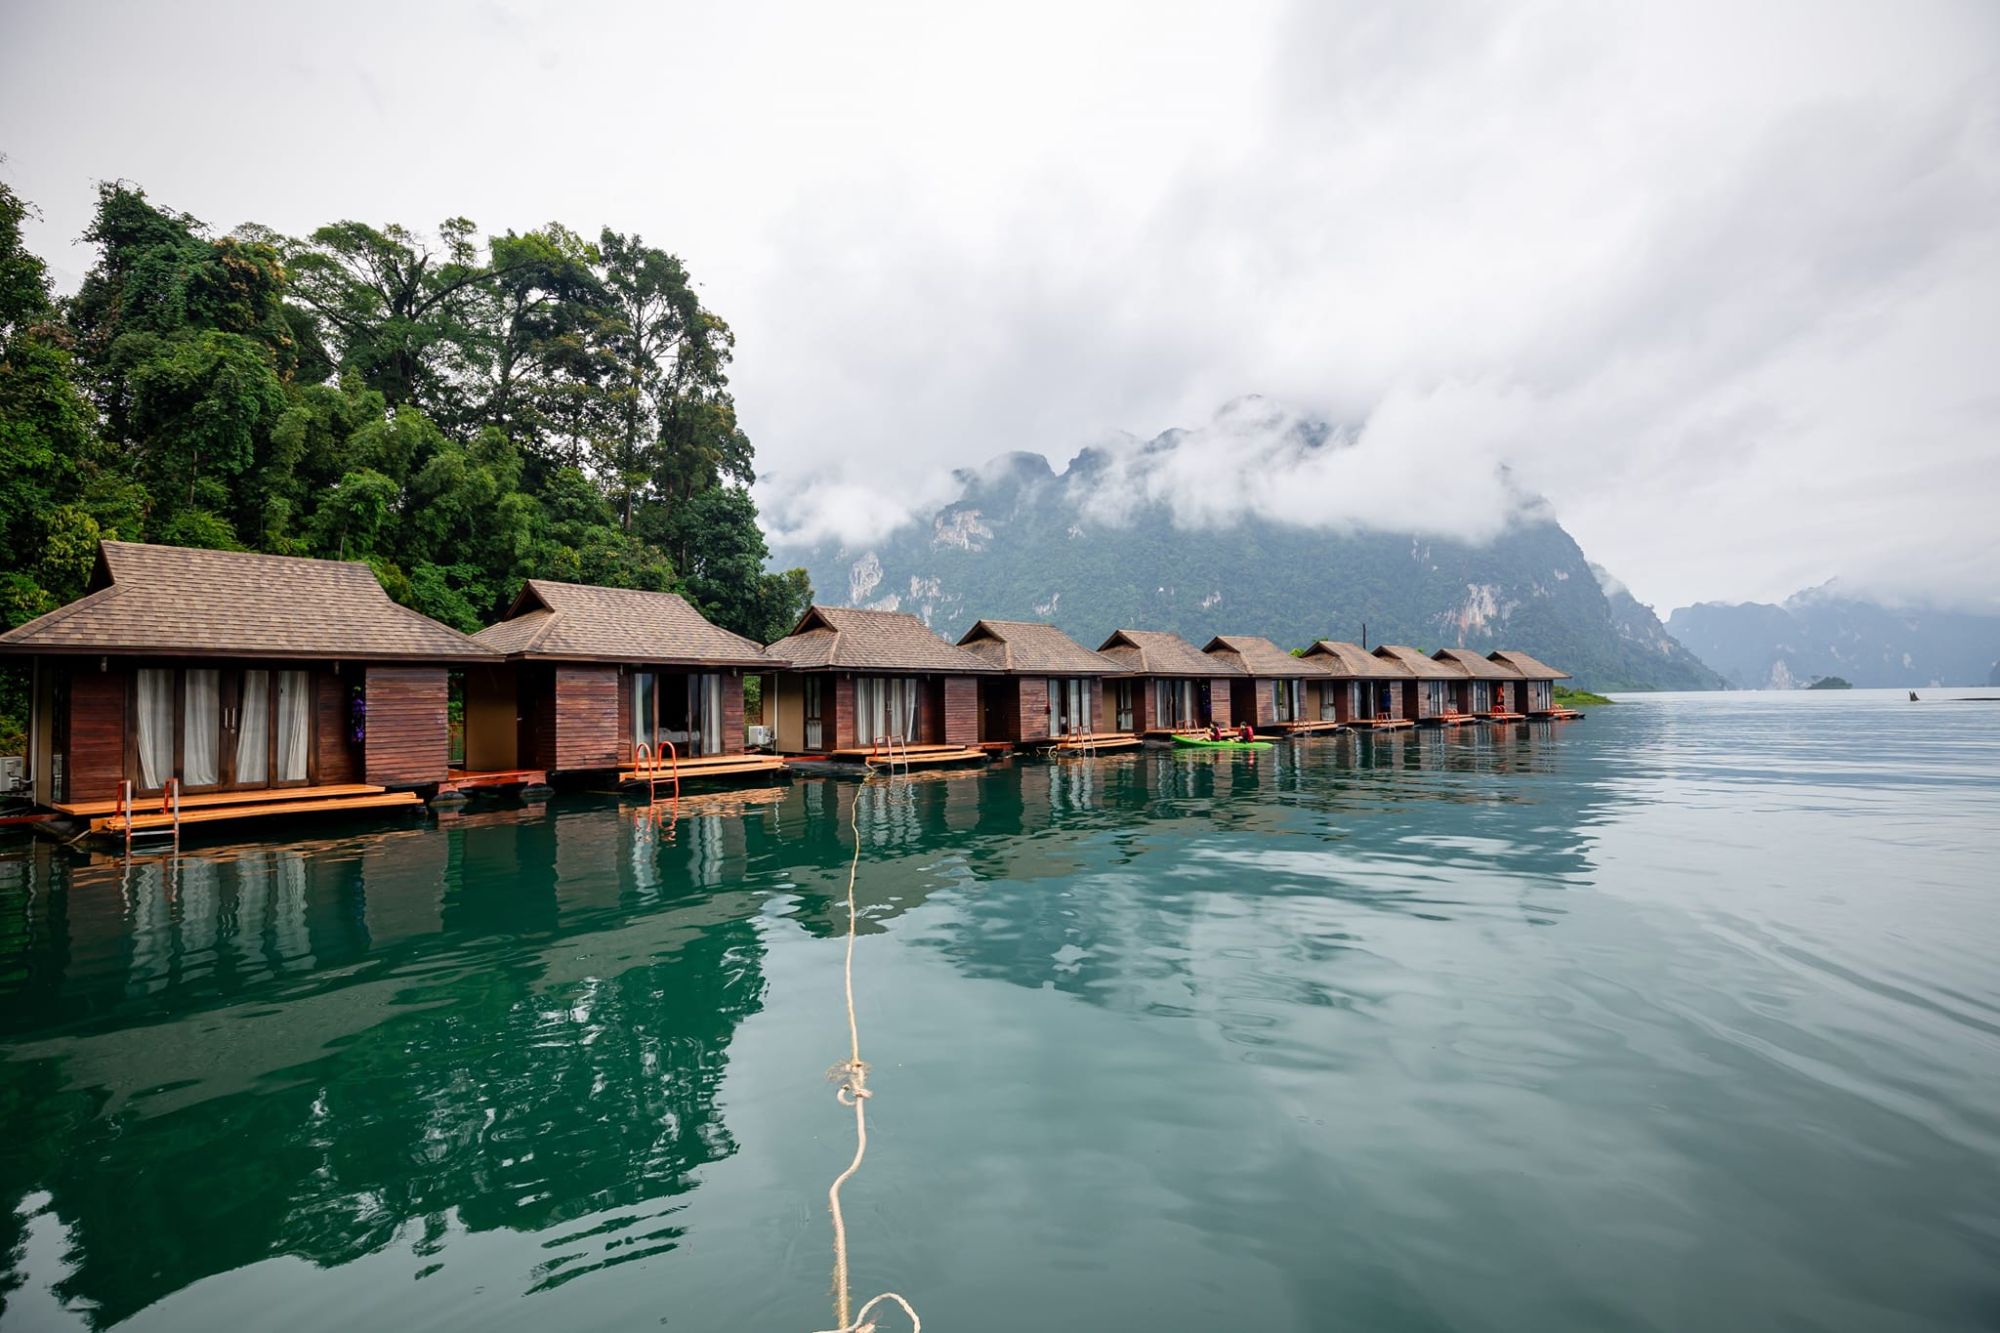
1554, 686, 1614, 707
1806, 676, 1853, 690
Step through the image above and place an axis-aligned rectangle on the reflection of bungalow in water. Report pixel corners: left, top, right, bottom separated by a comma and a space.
1095, 629, 1243, 735
0, 542, 492, 823
1431, 648, 1525, 719
470, 580, 775, 779
762, 606, 994, 755
955, 619, 1130, 748
1201, 635, 1339, 733
1300, 640, 1415, 727
1370, 644, 1464, 723
1487, 650, 1572, 716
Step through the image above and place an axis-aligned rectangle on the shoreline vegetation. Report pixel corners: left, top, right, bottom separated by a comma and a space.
0, 178, 814, 750
1554, 686, 1614, 707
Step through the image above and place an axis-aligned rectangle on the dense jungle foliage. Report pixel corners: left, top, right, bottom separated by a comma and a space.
0, 178, 811, 752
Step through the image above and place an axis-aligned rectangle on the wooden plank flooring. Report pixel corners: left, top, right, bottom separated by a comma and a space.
55, 783, 387, 818
89, 792, 422, 833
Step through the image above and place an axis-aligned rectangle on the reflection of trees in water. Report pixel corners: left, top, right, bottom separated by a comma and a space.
0, 801, 767, 1328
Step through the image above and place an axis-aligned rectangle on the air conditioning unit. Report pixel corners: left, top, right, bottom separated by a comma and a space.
0, 757, 24, 796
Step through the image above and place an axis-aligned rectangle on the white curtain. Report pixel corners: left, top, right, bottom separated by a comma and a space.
183, 669, 220, 786
856, 676, 919, 743
632, 672, 655, 751
1047, 678, 1062, 735
236, 671, 270, 784
136, 668, 175, 790
694, 673, 723, 754
276, 670, 310, 781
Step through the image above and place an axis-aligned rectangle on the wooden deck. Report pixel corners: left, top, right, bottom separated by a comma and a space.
54, 783, 389, 818
818, 743, 988, 769
88, 791, 422, 835
1046, 732, 1144, 753
1141, 727, 1210, 740
440, 768, 548, 793
1266, 719, 1345, 735
1482, 711, 1528, 724
619, 753, 791, 785
1355, 717, 1417, 731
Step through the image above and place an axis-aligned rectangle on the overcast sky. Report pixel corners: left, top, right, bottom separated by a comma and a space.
3, 0, 1996, 613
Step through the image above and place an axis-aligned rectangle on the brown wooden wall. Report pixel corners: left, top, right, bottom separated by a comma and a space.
1208, 680, 1233, 729
942, 676, 978, 745
720, 673, 746, 754
364, 667, 450, 788
67, 667, 127, 803
832, 675, 855, 751
553, 665, 620, 771
616, 670, 634, 765
317, 670, 360, 784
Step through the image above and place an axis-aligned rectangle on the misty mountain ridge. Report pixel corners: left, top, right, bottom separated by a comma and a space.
1667, 584, 2000, 689
770, 403, 1723, 691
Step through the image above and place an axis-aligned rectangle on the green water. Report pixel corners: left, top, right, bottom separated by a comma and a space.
2, 692, 1997, 1331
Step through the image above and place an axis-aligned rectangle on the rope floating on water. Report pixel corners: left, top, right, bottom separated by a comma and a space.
813, 773, 920, 1333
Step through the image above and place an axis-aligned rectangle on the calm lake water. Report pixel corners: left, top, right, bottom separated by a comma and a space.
2, 691, 1998, 1332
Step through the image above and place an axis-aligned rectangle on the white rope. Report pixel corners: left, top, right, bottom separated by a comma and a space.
812, 772, 920, 1333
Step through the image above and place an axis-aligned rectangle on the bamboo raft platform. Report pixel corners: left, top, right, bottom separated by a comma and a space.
1482, 711, 1528, 724
1352, 717, 1417, 731
618, 753, 791, 785
1141, 727, 1211, 740
55, 783, 388, 819
1265, 719, 1346, 735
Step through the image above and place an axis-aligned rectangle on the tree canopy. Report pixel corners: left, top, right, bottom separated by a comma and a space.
0, 179, 811, 751
0, 180, 809, 635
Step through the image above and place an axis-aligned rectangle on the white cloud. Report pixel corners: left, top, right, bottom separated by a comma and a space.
4, 0, 1997, 611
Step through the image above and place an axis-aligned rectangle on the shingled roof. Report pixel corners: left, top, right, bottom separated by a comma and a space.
1095, 629, 1243, 678
1202, 635, 1328, 676
1372, 644, 1464, 679
765, 606, 996, 673
1489, 650, 1572, 680
1433, 648, 1519, 680
0, 541, 492, 661
1303, 640, 1413, 678
473, 579, 771, 666
956, 620, 1120, 674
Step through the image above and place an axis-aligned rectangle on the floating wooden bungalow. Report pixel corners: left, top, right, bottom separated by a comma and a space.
1487, 650, 1573, 716
1432, 648, 1526, 721
1369, 645, 1466, 724
1201, 636, 1340, 734
762, 606, 994, 765
1094, 629, 1243, 736
1299, 640, 1417, 728
470, 580, 785, 786
0, 541, 494, 834
954, 620, 1137, 751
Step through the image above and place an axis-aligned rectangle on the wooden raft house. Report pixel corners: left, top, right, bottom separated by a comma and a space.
955, 620, 1138, 752
1094, 629, 1243, 737
762, 606, 995, 767
1369, 645, 1467, 724
0, 541, 493, 837
1487, 650, 1576, 717
469, 580, 786, 787
1433, 648, 1527, 721
1299, 640, 1417, 729
1201, 636, 1341, 734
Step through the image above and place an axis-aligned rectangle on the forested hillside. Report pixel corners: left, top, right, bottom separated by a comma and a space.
0, 178, 811, 747
773, 445, 1725, 692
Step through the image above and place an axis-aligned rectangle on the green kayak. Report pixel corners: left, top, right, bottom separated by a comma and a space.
1170, 734, 1273, 752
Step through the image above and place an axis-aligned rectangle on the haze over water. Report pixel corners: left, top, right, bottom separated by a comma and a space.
2, 691, 1996, 1331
